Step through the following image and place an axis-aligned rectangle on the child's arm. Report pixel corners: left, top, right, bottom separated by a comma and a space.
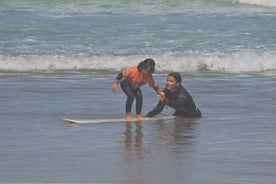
112, 72, 123, 91
153, 86, 165, 98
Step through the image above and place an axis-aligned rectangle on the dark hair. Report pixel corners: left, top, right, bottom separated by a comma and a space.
168, 72, 182, 83
138, 58, 155, 73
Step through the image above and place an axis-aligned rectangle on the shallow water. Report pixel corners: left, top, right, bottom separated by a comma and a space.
1, 0, 276, 183
0, 72, 275, 183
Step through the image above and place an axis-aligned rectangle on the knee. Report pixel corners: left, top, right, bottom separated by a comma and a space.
127, 94, 134, 101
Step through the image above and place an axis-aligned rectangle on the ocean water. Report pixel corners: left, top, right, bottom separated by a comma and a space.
0, 0, 276, 183
1, 0, 276, 73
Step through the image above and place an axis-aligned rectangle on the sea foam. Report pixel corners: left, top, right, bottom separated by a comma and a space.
238, 0, 276, 7
1, 50, 275, 74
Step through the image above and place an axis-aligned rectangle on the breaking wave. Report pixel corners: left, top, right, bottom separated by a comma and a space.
1, 50, 275, 74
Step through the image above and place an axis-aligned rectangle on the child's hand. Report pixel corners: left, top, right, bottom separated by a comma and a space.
112, 83, 118, 92
157, 92, 165, 101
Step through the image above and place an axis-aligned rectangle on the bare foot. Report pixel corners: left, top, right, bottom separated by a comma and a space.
136, 114, 143, 120
125, 113, 132, 121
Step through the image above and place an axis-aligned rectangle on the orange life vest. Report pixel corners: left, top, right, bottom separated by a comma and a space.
122, 66, 158, 89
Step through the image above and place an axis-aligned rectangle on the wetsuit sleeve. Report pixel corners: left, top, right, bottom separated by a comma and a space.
153, 85, 160, 92
115, 72, 123, 81
148, 75, 158, 88
113, 72, 123, 85
147, 75, 161, 94
145, 101, 165, 117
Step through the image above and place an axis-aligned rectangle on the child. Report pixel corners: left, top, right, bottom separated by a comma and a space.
112, 58, 164, 120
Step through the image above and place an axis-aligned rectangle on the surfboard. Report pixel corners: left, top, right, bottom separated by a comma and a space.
63, 116, 174, 124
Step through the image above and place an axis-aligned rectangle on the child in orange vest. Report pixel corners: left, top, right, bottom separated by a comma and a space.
112, 58, 164, 120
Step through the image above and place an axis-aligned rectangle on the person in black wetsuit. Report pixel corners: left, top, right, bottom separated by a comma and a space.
145, 72, 201, 118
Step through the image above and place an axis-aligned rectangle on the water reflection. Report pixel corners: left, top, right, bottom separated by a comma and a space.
157, 118, 197, 149
124, 118, 198, 157
124, 122, 144, 158
123, 118, 199, 183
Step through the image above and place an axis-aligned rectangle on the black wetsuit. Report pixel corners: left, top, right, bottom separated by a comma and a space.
115, 67, 160, 115
120, 79, 143, 115
145, 85, 201, 118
